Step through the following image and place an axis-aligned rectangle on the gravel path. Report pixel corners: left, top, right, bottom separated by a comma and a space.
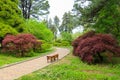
0, 47, 70, 80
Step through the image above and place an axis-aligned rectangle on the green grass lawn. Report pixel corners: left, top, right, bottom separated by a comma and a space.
0, 48, 54, 67
17, 52, 120, 80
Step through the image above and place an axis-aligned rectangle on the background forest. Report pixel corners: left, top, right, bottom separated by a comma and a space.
0, 0, 120, 42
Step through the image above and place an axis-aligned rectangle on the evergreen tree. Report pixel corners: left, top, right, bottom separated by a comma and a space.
50, 24, 57, 40
19, 0, 50, 19
93, 0, 120, 38
73, 0, 120, 39
53, 16, 60, 40
59, 12, 74, 33
0, 0, 25, 37
48, 18, 52, 28
48, 18, 57, 40
54, 16, 60, 28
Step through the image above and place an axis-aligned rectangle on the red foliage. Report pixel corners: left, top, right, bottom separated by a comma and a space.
2, 34, 42, 57
2, 35, 16, 52
33, 40, 42, 51
72, 31, 120, 64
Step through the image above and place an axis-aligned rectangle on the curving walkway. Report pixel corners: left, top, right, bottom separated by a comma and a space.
0, 47, 70, 80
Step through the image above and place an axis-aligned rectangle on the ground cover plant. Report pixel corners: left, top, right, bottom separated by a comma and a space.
72, 31, 120, 64
17, 52, 120, 80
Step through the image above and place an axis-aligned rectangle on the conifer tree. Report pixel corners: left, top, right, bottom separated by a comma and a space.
73, 0, 120, 39
0, 0, 25, 37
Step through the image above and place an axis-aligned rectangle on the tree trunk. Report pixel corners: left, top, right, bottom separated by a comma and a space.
97, 52, 103, 62
20, 0, 32, 19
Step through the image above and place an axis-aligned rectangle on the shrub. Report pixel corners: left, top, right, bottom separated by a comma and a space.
30, 40, 52, 53
25, 19, 54, 42
2, 34, 42, 57
72, 31, 120, 64
53, 42, 61, 47
61, 41, 71, 46
33, 40, 42, 52
61, 32, 73, 43
40, 42, 52, 52
2, 34, 16, 53
0, 22, 18, 37
53, 40, 71, 47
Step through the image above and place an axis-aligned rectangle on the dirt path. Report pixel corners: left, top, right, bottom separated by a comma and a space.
0, 47, 70, 80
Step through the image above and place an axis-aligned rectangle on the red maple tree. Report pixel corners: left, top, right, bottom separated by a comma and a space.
2, 34, 42, 57
72, 31, 120, 64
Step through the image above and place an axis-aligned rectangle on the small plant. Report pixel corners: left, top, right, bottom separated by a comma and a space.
72, 31, 120, 64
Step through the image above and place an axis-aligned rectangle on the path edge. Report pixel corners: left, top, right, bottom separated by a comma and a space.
0, 47, 70, 69
0, 47, 56, 69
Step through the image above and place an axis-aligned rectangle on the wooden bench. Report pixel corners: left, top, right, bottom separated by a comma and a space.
47, 54, 59, 62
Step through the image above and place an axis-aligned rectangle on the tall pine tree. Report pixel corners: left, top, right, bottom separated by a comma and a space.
73, 0, 120, 39
59, 12, 74, 33
19, 0, 50, 19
